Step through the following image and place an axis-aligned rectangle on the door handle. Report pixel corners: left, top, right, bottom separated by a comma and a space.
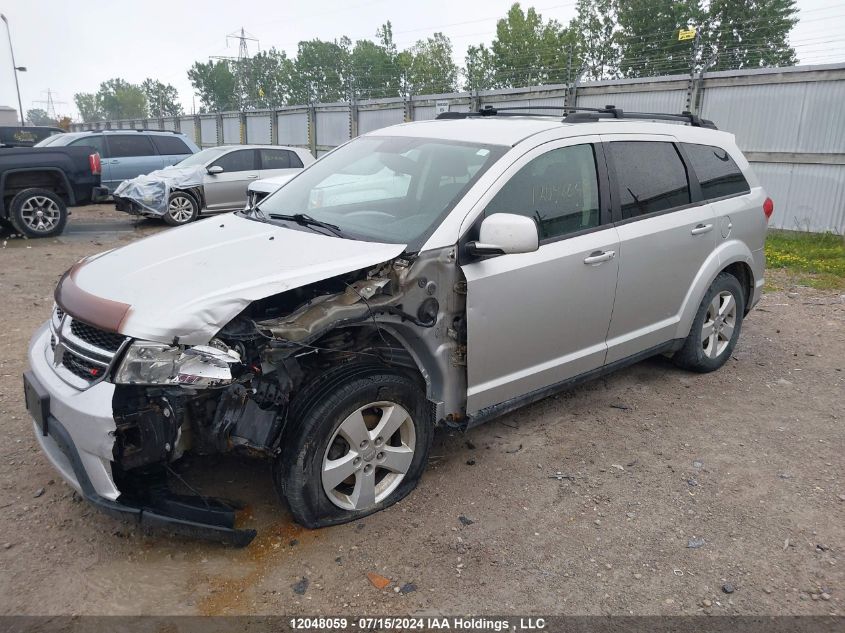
583, 250, 616, 265
246, 174, 259, 179
691, 223, 714, 235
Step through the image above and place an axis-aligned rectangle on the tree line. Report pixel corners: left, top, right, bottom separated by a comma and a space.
72, 0, 798, 122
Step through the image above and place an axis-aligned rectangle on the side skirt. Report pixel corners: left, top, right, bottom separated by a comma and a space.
464, 340, 683, 430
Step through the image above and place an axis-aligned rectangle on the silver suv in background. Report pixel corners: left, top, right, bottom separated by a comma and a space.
35, 130, 200, 192
24, 107, 770, 545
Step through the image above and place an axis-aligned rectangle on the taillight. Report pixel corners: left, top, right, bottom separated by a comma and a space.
89, 152, 101, 176
763, 197, 774, 221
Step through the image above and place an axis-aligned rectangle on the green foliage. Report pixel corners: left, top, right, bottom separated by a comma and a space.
464, 44, 496, 91
141, 79, 183, 117
705, 0, 798, 71
96, 78, 148, 120
74, 93, 102, 122
490, 3, 575, 88
349, 23, 402, 99
401, 33, 459, 94
765, 230, 845, 289
188, 60, 238, 112
26, 108, 55, 126
290, 38, 352, 103
616, 0, 704, 78
243, 48, 296, 108
569, 0, 618, 80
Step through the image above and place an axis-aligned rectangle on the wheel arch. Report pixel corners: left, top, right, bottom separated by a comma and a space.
1, 169, 75, 216
675, 240, 756, 342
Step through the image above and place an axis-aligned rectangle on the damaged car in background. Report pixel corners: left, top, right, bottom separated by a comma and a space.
24, 108, 769, 545
114, 145, 313, 226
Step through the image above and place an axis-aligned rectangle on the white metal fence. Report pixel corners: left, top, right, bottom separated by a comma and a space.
72, 62, 845, 233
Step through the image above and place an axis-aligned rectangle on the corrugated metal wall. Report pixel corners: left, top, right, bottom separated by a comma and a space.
69, 63, 845, 232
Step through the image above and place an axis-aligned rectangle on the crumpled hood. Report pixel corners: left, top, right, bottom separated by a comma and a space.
68, 213, 406, 344
249, 173, 296, 194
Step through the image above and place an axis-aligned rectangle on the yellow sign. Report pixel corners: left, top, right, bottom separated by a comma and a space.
679, 28, 697, 41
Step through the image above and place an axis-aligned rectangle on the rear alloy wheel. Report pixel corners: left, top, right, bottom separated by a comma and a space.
9, 188, 67, 238
163, 191, 199, 226
674, 272, 745, 372
277, 367, 432, 528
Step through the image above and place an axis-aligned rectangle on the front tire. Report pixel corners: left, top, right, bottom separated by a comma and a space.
674, 272, 745, 373
9, 188, 67, 238
163, 191, 199, 226
276, 366, 432, 528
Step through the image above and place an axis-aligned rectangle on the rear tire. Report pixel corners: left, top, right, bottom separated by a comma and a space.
163, 191, 199, 226
275, 365, 432, 528
673, 272, 745, 373
9, 188, 67, 238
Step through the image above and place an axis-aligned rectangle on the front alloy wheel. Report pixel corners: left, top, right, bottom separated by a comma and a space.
322, 401, 417, 511
163, 192, 199, 226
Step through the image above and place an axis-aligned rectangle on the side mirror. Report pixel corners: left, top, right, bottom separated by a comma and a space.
207, 165, 224, 175
467, 213, 539, 257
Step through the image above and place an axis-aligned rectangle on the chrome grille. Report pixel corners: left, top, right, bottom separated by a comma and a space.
49, 305, 129, 388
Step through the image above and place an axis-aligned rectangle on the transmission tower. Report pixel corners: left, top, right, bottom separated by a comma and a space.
211, 27, 259, 110
33, 88, 67, 122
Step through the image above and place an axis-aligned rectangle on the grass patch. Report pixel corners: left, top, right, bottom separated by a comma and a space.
765, 230, 845, 290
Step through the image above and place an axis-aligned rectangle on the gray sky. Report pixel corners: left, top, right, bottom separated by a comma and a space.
1, 0, 844, 121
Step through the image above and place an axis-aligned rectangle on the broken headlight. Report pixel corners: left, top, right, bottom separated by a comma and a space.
114, 341, 241, 388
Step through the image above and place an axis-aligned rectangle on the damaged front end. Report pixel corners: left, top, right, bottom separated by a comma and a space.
90, 247, 465, 544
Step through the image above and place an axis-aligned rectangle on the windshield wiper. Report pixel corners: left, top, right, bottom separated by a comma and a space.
267, 213, 345, 238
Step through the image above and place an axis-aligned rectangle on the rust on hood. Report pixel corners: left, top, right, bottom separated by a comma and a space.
54, 261, 131, 333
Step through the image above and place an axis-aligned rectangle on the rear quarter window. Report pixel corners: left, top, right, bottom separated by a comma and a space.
150, 135, 192, 155
683, 143, 750, 200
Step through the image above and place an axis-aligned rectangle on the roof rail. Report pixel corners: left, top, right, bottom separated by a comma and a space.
435, 104, 717, 129
84, 128, 181, 134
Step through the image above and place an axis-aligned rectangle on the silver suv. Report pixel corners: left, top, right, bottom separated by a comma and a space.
24, 107, 770, 545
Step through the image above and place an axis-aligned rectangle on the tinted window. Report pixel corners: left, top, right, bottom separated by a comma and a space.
683, 143, 749, 200
211, 149, 256, 172
260, 149, 291, 169
106, 134, 156, 158
610, 141, 690, 218
486, 144, 600, 240
150, 135, 192, 155
69, 135, 107, 157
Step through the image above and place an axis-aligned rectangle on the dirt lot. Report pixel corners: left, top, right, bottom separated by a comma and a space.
0, 205, 842, 616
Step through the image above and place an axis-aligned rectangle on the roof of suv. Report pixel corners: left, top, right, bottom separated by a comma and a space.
373, 116, 735, 148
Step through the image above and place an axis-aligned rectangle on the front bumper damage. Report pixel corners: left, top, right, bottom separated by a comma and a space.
24, 325, 256, 546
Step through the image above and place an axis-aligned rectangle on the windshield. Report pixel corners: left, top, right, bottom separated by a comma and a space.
255, 136, 506, 246
175, 147, 228, 167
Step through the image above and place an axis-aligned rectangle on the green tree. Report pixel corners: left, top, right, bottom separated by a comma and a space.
141, 79, 183, 117
570, 0, 619, 80
289, 39, 352, 103
705, 0, 797, 71
464, 44, 496, 91
74, 93, 103, 122
188, 59, 238, 112
349, 23, 402, 99
243, 48, 296, 108
616, 0, 704, 78
401, 32, 459, 95
26, 108, 55, 126
95, 78, 148, 120
489, 3, 575, 88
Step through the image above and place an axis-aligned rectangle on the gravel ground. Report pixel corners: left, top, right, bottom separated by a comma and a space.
0, 205, 842, 616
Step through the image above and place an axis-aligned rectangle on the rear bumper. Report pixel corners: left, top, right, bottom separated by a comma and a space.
25, 324, 256, 546
91, 186, 111, 203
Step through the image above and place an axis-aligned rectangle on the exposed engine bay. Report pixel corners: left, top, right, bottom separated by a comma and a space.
106, 247, 466, 538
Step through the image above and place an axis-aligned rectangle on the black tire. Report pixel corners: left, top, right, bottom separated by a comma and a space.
275, 364, 433, 528
9, 188, 67, 238
163, 191, 199, 226
673, 272, 745, 373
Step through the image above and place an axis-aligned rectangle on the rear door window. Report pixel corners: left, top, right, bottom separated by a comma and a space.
150, 135, 192, 155
211, 149, 257, 172
259, 149, 292, 169
682, 143, 750, 200
105, 134, 156, 158
609, 141, 690, 219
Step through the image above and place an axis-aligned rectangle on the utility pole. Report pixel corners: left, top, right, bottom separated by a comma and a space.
1, 14, 26, 126
679, 26, 701, 113
211, 27, 259, 111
